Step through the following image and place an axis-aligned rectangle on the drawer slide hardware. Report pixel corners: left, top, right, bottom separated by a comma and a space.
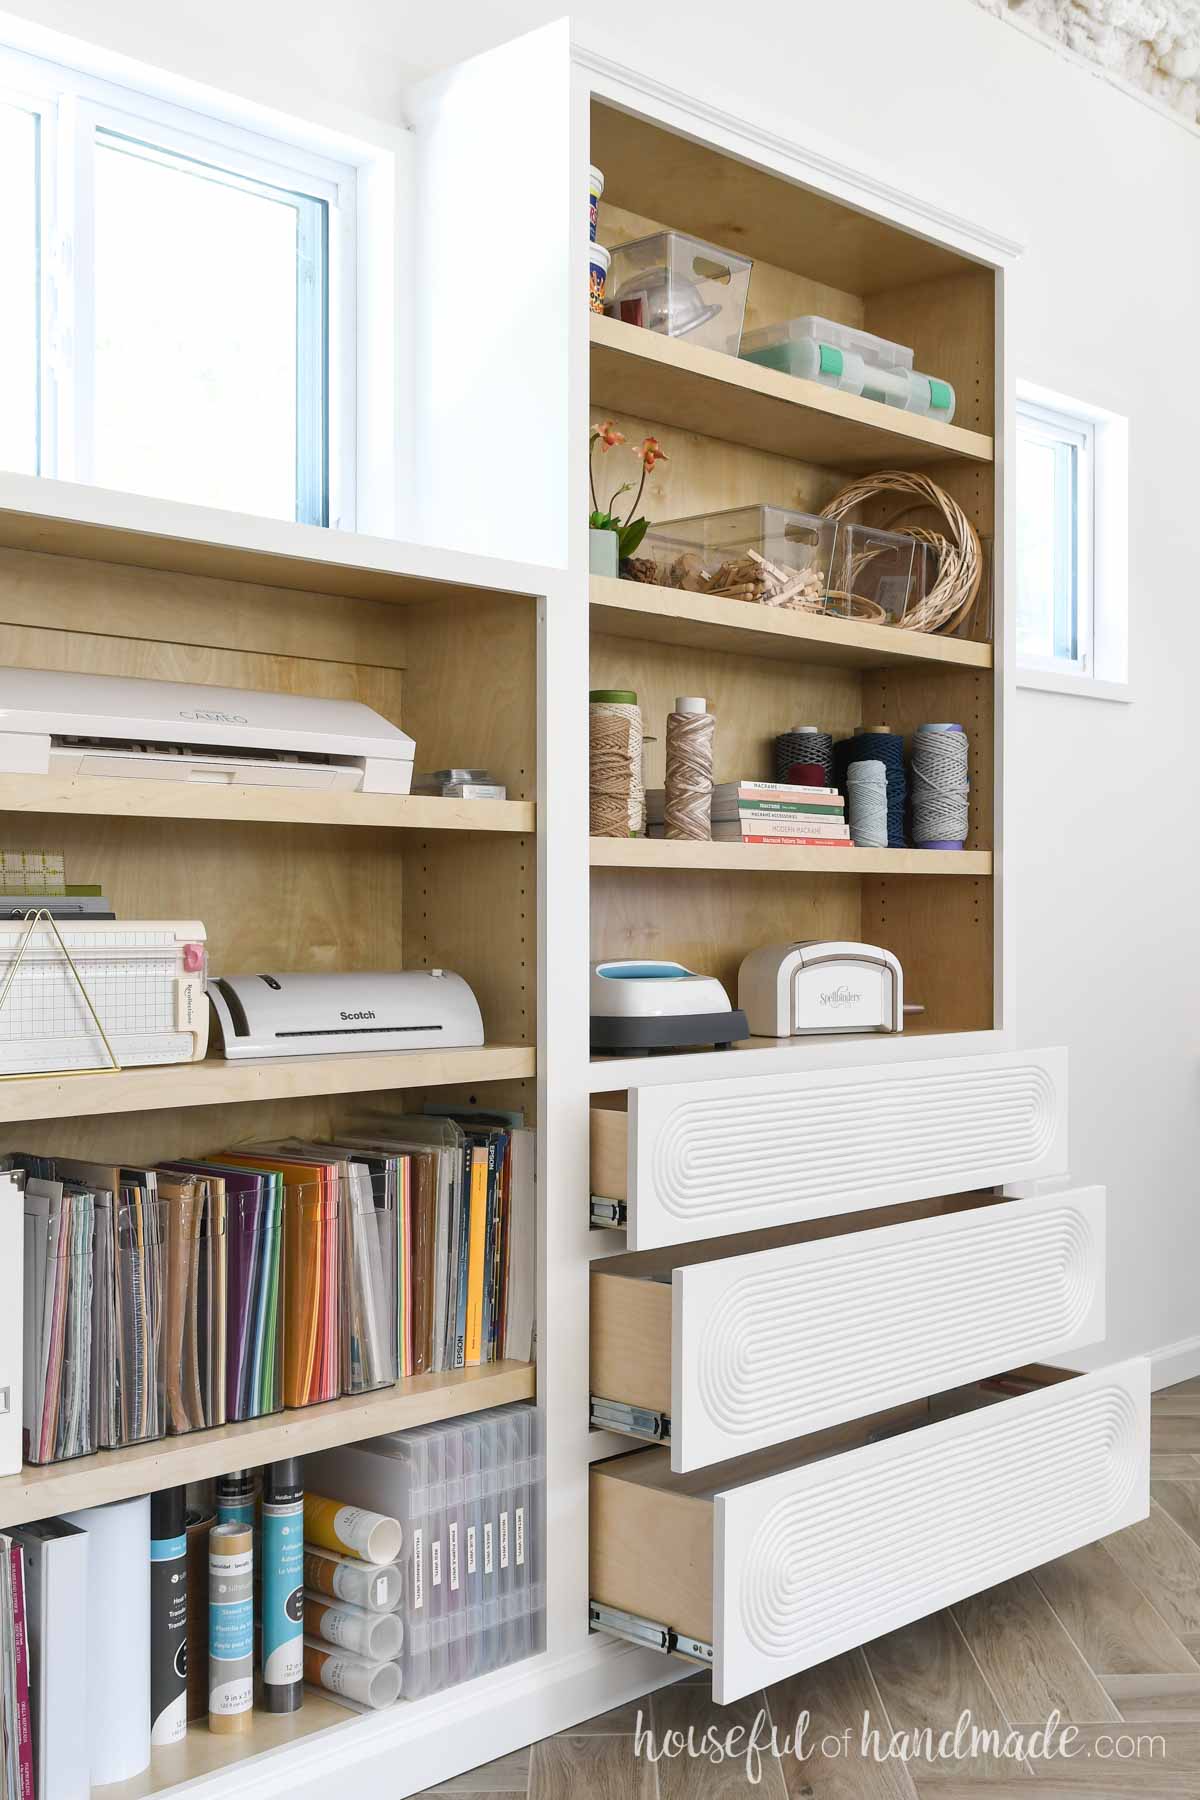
589, 1600, 713, 1666
591, 1196, 627, 1230
590, 1396, 671, 1442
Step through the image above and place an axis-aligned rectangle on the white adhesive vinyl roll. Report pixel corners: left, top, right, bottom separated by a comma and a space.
304, 1593, 403, 1661
64, 1494, 151, 1783
303, 1637, 403, 1709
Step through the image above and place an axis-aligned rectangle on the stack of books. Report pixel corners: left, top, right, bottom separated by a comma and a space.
648, 780, 850, 846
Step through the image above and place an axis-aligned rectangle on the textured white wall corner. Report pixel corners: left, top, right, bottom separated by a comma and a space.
972, 0, 1200, 123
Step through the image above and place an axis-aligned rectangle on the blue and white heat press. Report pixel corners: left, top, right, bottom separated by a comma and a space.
589, 960, 748, 1054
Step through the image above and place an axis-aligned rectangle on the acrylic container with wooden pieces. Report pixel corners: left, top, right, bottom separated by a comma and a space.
639, 505, 838, 608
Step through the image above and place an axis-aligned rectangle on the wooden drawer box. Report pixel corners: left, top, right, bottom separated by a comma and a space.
590, 1359, 1149, 1704
591, 1185, 1105, 1470
591, 1047, 1068, 1250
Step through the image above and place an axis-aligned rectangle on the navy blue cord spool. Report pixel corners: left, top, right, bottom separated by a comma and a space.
774, 727, 834, 786
835, 729, 907, 846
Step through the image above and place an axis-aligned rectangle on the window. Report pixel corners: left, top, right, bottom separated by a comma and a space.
1015, 382, 1129, 699
0, 97, 40, 476
0, 44, 359, 527
1015, 399, 1092, 673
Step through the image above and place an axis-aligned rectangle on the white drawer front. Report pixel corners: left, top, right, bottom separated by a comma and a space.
673, 1186, 1105, 1470
713, 1358, 1148, 1703
628, 1047, 1067, 1249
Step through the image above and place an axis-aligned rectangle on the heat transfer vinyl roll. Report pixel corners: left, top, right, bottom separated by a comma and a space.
150, 1487, 188, 1747
64, 1494, 151, 1784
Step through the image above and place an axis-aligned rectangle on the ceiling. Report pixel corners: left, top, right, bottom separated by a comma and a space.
972, 0, 1200, 123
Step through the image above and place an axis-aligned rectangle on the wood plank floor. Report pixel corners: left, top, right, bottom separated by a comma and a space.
423, 1380, 1200, 1798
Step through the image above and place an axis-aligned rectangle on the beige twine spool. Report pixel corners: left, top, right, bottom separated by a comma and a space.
589, 700, 644, 837
664, 698, 715, 841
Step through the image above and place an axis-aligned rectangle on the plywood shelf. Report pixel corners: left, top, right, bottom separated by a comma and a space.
590, 576, 991, 671
102, 1695, 350, 1800
590, 315, 993, 472
0, 1043, 537, 1124
0, 774, 535, 834
0, 1362, 535, 1529
590, 838, 991, 876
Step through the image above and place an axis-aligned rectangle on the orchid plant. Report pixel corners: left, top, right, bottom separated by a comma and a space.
589, 421, 668, 562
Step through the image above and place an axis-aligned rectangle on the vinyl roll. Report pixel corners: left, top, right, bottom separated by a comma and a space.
304, 1495, 402, 1566
303, 1639, 403, 1709
64, 1494, 151, 1784
304, 1593, 403, 1661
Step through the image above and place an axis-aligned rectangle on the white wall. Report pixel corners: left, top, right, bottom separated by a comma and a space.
9, 0, 1198, 1377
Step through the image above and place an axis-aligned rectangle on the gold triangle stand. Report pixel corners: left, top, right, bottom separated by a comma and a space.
0, 908, 123, 1080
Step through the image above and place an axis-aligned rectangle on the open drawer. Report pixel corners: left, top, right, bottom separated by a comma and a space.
591, 1047, 1068, 1250
590, 1359, 1150, 1704
591, 1185, 1106, 1469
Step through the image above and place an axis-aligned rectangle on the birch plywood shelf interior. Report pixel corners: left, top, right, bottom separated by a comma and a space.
587, 92, 1001, 1049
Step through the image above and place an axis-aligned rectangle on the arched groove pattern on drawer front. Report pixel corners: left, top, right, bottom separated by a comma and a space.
694, 1202, 1098, 1446
736, 1381, 1142, 1671
651, 1062, 1059, 1224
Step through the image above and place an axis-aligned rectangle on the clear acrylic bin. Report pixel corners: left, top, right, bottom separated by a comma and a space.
225, 1186, 284, 1423
604, 231, 752, 357
160, 1172, 226, 1435
95, 1193, 169, 1450
23, 1185, 97, 1465
828, 521, 929, 625
342, 1165, 398, 1397
283, 1180, 341, 1409
640, 504, 838, 606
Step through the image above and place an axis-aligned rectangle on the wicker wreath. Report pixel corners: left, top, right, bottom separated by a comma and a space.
820, 470, 983, 635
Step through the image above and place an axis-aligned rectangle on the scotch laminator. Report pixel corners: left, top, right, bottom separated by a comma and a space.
0, 667, 415, 794
209, 969, 484, 1060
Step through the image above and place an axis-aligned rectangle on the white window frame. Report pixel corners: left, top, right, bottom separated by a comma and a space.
0, 38, 393, 533
1014, 378, 1130, 704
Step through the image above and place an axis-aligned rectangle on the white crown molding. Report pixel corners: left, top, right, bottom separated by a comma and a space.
571, 32, 1026, 268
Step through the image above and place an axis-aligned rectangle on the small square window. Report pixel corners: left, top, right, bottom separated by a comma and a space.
1015, 398, 1093, 676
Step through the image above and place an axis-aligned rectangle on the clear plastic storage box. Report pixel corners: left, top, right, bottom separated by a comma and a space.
829, 521, 928, 624
604, 231, 753, 357
306, 1402, 545, 1704
740, 315, 955, 421
640, 504, 838, 605
741, 314, 914, 382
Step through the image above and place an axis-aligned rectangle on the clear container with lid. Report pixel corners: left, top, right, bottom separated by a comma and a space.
740, 316, 955, 420
740, 314, 914, 381
640, 504, 838, 604
604, 231, 753, 357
